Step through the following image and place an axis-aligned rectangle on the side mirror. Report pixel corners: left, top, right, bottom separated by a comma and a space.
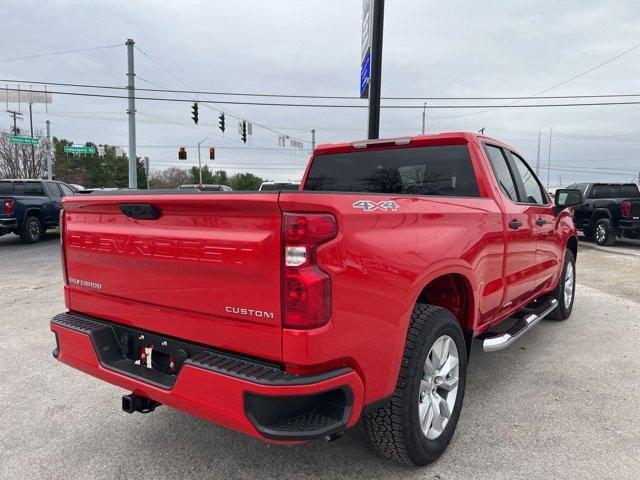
554, 189, 583, 208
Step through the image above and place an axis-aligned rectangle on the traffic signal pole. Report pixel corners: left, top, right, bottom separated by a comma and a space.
126, 38, 137, 189
367, 0, 385, 140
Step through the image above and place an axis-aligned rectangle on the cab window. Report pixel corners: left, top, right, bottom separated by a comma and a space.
485, 145, 518, 202
509, 152, 547, 205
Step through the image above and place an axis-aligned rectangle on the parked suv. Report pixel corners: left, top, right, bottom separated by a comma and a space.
51, 132, 582, 465
569, 182, 640, 245
0, 179, 76, 243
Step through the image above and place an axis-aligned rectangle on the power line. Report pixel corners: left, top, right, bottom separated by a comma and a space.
0, 44, 122, 63
133, 46, 309, 145
433, 40, 640, 118
13, 87, 640, 108
4, 77, 640, 101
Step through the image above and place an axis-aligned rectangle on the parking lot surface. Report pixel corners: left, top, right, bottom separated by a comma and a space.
1, 233, 639, 480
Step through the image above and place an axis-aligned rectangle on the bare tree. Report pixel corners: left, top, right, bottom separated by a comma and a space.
148, 167, 191, 189
0, 129, 48, 179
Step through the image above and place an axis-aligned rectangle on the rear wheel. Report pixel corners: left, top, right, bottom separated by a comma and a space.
594, 218, 616, 246
547, 250, 576, 321
20, 216, 43, 244
364, 304, 467, 466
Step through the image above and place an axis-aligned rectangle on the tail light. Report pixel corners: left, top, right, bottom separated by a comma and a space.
282, 213, 337, 329
2, 198, 13, 215
622, 200, 632, 217
60, 209, 68, 285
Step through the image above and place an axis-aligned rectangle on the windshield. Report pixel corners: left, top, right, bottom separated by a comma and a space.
304, 145, 480, 196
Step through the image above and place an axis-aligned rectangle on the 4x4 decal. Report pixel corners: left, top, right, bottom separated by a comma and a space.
353, 200, 399, 212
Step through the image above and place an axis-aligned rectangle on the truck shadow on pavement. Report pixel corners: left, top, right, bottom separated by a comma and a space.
0, 232, 60, 248
92, 338, 547, 479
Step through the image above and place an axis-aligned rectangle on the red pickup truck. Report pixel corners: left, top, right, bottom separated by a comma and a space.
50, 132, 582, 466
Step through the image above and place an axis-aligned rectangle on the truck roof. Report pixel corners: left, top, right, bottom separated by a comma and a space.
582, 182, 638, 186
0, 179, 49, 182
313, 131, 506, 155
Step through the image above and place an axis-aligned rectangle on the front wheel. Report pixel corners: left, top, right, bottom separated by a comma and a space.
547, 249, 576, 321
364, 304, 467, 466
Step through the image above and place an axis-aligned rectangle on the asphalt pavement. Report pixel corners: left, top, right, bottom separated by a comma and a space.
1, 232, 638, 480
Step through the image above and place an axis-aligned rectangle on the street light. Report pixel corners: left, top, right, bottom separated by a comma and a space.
197, 137, 208, 185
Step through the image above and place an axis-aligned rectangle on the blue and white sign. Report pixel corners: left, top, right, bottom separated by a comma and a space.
360, 48, 371, 98
360, 0, 373, 98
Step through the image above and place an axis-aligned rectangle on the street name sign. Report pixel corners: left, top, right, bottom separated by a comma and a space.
10, 136, 38, 145
64, 145, 96, 154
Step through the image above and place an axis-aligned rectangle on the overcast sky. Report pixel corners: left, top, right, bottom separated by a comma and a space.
1, 0, 640, 185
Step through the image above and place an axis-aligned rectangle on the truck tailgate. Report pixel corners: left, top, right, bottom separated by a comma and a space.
62, 193, 283, 361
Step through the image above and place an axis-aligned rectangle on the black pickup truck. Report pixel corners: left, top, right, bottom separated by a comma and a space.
0, 179, 76, 243
569, 182, 640, 245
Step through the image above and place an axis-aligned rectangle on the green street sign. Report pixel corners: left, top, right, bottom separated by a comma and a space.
9, 136, 38, 145
64, 145, 96, 154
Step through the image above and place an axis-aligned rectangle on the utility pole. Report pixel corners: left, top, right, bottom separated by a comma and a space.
421, 102, 427, 134
367, 0, 385, 139
28, 102, 35, 167
7, 110, 22, 135
7, 110, 22, 178
144, 156, 150, 189
546, 127, 553, 186
197, 137, 208, 186
46, 120, 52, 180
126, 38, 137, 189
311, 129, 316, 151
535, 130, 541, 175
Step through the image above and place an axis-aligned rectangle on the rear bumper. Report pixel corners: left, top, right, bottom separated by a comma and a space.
0, 217, 17, 233
620, 219, 640, 230
50, 312, 364, 442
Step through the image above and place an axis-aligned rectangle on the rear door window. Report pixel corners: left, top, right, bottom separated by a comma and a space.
13, 182, 45, 196
305, 145, 480, 196
46, 182, 62, 200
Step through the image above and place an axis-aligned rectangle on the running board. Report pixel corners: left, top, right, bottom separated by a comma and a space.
482, 299, 559, 352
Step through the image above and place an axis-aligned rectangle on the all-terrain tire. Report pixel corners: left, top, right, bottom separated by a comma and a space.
363, 304, 467, 466
20, 216, 43, 244
594, 218, 616, 246
547, 249, 576, 321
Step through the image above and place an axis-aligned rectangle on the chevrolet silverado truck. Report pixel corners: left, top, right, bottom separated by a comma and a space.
568, 182, 640, 245
0, 179, 76, 243
50, 132, 582, 466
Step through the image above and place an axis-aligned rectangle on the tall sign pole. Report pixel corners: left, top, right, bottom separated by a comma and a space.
547, 127, 553, 186
46, 120, 52, 180
126, 38, 137, 189
367, 0, 385, 139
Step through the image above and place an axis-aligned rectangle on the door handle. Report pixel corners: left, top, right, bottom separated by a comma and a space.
508, 219, 523, 230
536, 218, 547, 226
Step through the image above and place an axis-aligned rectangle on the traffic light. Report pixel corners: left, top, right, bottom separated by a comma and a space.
218, 113, 225, 133
209, 147, 215, 160
191, 102, 199, 124
241, 120, 247, 143
178, 147, 187, 160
